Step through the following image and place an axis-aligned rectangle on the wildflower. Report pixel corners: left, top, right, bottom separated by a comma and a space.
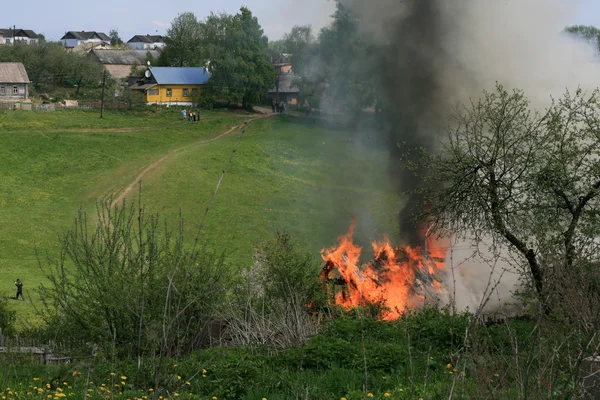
212, 397, 217, 400
384, 393, 391, 397
46, 384, 51, 389
173, 364, 178, 368
177, 376, 181, 380
201, 369, 207, 374
262, 398, 267, 400
148, 388, 153, 392
63, 382, 67, 386
367, 394, 374, 398
33, 378, 40, 381
341, 398, 347, 400
399, 388, 404, 392
174, 393, 179, 397
185, 382, 190, 386
446, 363, 452, 369
494, 373, 499, 377
121, 376, 127, 380
449, 371, 454, 374
121, 381, 126, 386
110, 373, 116, 377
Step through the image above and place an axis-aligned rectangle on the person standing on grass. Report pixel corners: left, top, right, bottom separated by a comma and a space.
181, 109, 187, 120
15, 279, 23, 300
192, 112, 197, 122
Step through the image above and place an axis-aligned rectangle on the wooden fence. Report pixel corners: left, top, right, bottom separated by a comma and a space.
0, 328, 86, 365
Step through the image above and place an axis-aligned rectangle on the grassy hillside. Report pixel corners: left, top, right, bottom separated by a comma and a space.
0, 109, 402, 325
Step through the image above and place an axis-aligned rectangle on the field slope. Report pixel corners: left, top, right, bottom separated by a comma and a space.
0, 109, 402, 323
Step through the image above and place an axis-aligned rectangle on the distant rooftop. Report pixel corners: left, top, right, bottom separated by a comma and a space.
91, 49, 161, 65
149, 67, 211, 85
0, 29, 38, 38
61, 31, 110, 41
0, 62, 30, 83
128, 35, 164, 44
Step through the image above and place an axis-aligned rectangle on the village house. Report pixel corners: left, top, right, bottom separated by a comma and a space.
0, 62, 30, 101
89, 49, 161, 79
61, 31, 110, 49
0, 29, 39, 45
130, 66, 210, 105
126, 35, 165, 50
268, 53, 299, 106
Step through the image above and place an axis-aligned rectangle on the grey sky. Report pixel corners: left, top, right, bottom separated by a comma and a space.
1, 0, 599, 42
1, 0, 336, 42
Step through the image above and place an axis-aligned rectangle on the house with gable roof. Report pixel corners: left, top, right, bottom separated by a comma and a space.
61, 31, 110, 49
90, 49, 161, 79
129, 66, 211, 105
0, 62, 30, 101
127, 35, 165, 50
0, 29, 39, 45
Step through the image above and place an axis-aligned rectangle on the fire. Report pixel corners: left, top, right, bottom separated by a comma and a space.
320, 219, 448, 320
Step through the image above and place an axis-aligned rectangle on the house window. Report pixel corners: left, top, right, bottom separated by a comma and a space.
166, 88, 172, 97
13, 86, 18, 95
5, 39, 10, 44
148, 89, 159, 96
0, 87, 5, 94
183, 88, 189, 97
191, 88, 198, 97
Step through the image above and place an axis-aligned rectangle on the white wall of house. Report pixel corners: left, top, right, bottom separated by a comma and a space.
128, 42, 165, 50
63, 37, 102, 47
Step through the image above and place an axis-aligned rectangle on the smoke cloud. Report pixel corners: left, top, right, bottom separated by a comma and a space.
333, 0, 600, 311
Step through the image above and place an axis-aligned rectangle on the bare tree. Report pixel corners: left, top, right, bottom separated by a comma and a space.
413, 84, 600, 310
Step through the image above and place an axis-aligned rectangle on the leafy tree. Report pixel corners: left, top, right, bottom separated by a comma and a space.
109, 29, 123, 47
161, 12, 205, 67
565, 25, 600, 51
38, 200, 232, 359
291, 2, 376, 115
0, 42, 104, 91
203, 7, 274, 109
267, 39, 287, 58
412, 84, 600, 309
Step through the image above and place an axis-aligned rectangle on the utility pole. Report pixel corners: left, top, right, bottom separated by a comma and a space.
100, 71, 107, 118
13, 25, 15, 46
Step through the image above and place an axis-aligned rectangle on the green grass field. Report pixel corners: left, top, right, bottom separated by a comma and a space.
0, 108, 402, 325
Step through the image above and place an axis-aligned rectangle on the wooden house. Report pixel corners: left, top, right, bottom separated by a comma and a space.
90, 49, 161, 79
0, 62, 30, 101
129, 66, 211, 105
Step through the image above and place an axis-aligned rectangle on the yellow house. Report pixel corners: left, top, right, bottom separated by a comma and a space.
130, 66, 210, 105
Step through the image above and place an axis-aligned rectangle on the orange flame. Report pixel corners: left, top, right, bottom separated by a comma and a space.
320, 220, 448, 320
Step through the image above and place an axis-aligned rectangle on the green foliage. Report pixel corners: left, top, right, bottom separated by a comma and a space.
564, 25, 600, 51
37, 200, 232, 359
0, 297, 16, 337
203, 8, 275, 109
161, 12, 206, 67
0, 42, 105, 91
109, 29, 123, 47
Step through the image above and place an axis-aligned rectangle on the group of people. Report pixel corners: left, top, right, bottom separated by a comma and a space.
181, 109, 200, 122
271, 100, 286, 114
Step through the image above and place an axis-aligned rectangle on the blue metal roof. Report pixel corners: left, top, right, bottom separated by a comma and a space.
149, 67, 211, 85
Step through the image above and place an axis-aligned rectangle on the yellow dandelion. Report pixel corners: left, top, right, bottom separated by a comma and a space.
174, 393, 179, 397
177, 376, 181, 380
148, 388, 153, 392
173, 364, 178, 368
384, 394, 391, 398
449, 371, 454, 374
121, 381, 126, 386
262, 398, 267, 400
201, 369, 207, 374
121, 376, 127, 380
399, 388, 404, 392
494, 373, 499, 377
367, 394, 374, 398
110, 373, 116, 377
33, 378, 40, 381
212, 397, 217, 400
185, 382, 190, 386
446, 363, 452, 369
63, 382, 67, 386
341, 398, 348, 400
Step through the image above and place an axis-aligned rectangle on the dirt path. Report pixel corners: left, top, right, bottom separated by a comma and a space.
110, 112, 273, 208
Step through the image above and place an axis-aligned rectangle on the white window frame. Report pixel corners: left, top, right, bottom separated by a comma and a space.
13, 86, 18, 95
183, 88, 189, 97
166, 88, 172, 97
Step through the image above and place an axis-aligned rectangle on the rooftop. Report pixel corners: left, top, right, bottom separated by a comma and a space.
149, 67, 211, 85
128, 35, 164, 44
0, 29, 38, 39
90, 49, 161, 65
61, 31, 110, 41
0, 62, 30, 83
